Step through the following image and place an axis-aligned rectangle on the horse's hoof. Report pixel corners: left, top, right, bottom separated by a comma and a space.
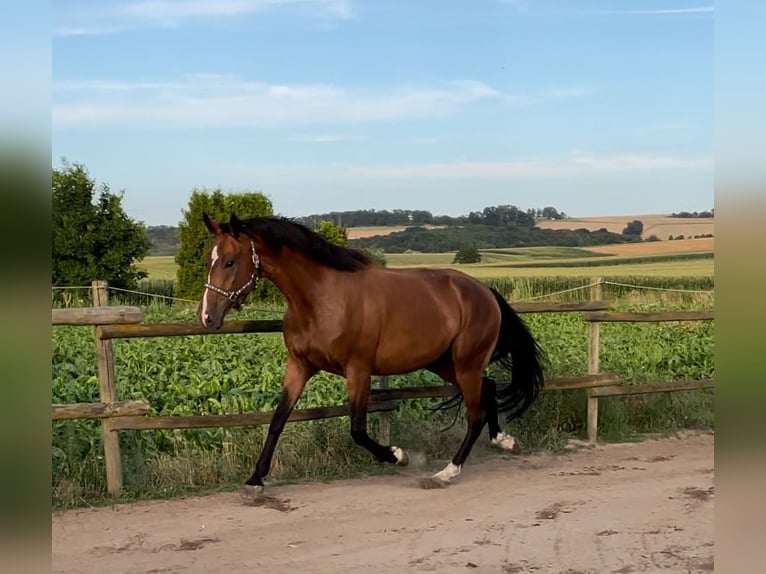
241, 484, 264, 502
418, 476, 450, 490
491, 432, 523, 455
392, 446, 410, 466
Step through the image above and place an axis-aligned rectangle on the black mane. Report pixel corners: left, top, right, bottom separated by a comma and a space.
223, 216, 373, 272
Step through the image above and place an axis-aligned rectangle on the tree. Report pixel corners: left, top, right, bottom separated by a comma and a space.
314, 220, 386, 265
621, 220, 644, 238
52, 160, 150, 289
453, 246, 482, 264
314, 220, 348, 247
175, 188, 273, 299
358, 246, 387, 266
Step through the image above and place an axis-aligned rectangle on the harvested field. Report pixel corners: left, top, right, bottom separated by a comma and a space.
536, 215, 714, 240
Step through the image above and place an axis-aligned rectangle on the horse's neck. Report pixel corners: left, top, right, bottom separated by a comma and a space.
264, 255, 332, 311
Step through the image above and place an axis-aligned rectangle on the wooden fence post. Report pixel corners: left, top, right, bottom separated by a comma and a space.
378, 376, 391, 445
91, 280, 123, 495
586, 277, 602, 443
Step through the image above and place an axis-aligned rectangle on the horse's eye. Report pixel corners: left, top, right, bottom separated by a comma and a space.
224, 260, 235, 269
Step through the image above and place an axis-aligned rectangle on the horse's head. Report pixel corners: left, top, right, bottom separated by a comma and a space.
198, 213, 260, 330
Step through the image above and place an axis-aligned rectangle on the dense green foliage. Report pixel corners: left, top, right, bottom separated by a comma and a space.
174, 189, 273, 299
622, 219, 644, 237
453, 245, 482, 264
314, 220, 348, 246
52, 161, 150, 290
351, 224, 632, 253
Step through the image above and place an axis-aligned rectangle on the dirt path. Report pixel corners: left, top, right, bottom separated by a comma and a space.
52, 431, 714, 574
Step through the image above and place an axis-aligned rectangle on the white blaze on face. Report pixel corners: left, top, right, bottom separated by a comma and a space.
201, 245, 219, 325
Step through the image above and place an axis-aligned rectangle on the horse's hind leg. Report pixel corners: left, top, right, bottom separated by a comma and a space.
482, 376, 522, 454
347, 367, 409, 466
423, 368, 486, 488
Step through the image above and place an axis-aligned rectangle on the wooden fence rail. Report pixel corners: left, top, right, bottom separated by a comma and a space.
583, 300, 715, 442
51, 279, 714, 496
52, 399, 151, 421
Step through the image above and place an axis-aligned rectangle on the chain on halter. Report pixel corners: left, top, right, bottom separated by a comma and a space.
204, 239, 260, 305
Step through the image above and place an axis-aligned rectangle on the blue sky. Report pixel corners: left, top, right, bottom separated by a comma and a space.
52, 0, 713, 226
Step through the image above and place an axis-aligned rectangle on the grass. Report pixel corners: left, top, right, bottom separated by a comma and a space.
140, 240, 715, 282
138, 256, 177, 280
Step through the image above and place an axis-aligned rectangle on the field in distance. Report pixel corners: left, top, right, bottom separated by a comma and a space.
139, 237, 713, 280
345, 215, 713, 241
535, 214, 713, 240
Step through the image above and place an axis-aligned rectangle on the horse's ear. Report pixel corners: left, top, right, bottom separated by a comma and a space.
203, 213, 221, 236
229, 213, 244, 236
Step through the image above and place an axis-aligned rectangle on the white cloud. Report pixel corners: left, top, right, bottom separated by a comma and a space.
120, 0, 352, 22
54, 0, 353, 36
53, 76, 501, 129
344, 154, 713, 180
596, 5, 714, 16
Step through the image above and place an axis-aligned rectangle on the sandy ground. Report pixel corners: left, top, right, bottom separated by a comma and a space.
52, 431, 714, 574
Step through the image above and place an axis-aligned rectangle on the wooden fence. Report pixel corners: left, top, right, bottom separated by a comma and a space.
52, 279, 714, 495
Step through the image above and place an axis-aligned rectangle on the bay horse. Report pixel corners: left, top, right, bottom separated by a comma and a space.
198, 213, 544, 499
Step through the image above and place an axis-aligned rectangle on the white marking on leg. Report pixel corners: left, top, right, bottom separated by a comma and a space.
491, 431, 517, 451
200, 245, 219, 325
432, 462, 461, 483
391, 446, 409, 465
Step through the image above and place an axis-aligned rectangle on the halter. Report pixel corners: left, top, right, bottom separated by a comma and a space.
204, 239, 260, 306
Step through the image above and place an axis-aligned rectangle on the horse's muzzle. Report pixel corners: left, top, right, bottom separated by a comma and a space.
200, 311, 224, 330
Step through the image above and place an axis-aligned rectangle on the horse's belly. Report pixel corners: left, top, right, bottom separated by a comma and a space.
371, 325, 453, 375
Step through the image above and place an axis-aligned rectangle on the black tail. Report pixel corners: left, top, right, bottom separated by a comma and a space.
488, 287, 545, 422
431, 288, 545, 424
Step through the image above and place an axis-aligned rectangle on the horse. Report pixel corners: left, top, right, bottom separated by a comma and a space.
198, 213, 545, 500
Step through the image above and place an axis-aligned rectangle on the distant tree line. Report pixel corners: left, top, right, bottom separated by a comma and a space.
350, 224, 633, 254
145, 225, 179, 256
147, 204, 570, 254
294, 205, 567, 228
668, 233, 715, 240
670, 210, 714, 218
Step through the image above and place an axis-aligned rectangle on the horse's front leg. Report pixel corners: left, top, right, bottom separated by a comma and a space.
243, 357, 314, 501
347, 367, 409, 466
